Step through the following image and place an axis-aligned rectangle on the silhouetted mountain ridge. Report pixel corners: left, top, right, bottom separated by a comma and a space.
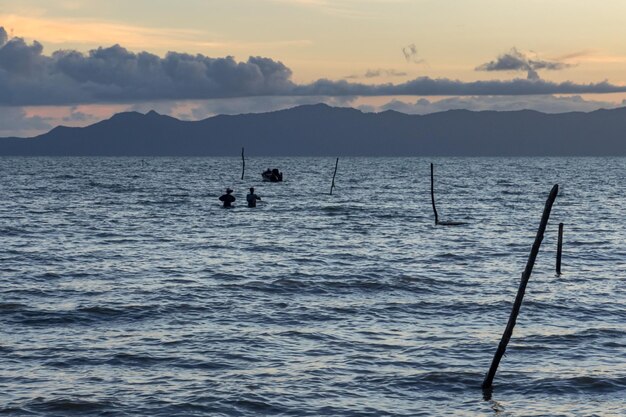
1, 104, 625, 155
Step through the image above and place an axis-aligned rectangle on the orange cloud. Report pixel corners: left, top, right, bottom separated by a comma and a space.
0, 13, 210, 49
0, 14, 312, 54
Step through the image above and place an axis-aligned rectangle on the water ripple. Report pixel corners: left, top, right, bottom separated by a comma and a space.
0, 156, 625, 416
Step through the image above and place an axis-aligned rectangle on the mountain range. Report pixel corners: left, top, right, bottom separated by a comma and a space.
1, 104, 625, 156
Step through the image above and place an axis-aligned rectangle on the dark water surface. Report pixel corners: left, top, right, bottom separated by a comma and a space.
1, 157, 625, 416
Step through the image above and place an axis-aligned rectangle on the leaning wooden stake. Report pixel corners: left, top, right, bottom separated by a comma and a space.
330, 157, 339, 195
556, 222, 563, 276
430, 163, 439, 225
241, 147, 245, 180
482, 184, 559, 391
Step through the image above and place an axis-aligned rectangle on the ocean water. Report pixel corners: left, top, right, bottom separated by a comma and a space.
0, 157, 624, 417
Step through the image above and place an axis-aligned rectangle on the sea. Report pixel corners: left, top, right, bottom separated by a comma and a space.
1, 157, 624, 416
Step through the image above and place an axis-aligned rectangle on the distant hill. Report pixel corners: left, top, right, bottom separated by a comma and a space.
1, 104, 626, 156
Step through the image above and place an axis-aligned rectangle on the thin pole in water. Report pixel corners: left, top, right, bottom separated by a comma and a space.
556, 222, 564, 276
482, 184, 559, 392
330, 157, 339, 195
430, 163, 439, 225
241, 147, 245, 180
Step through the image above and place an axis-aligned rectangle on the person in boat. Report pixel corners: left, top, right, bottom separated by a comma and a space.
262, 168, 283, 182
246, 187, 262, 208
219, 188, 236, 207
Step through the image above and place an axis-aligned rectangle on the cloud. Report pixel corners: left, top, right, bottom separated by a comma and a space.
365, 68, 407, 78
2, 29, 626, 106
0, 14, 311, 53
372, 95, 620, 115
0, 32, 296, 105
0, 14, 211, 50
0, 107, 53, 137
402, 43, 424, 64
346, 68, 407, 79
294, 77, 626, 96
270, 0, 410, 18
0, 27, 7, 46
552, 50, 594, 62
51, 46, 295, 99
0, 38, 43, 75
186, 96, 356, 120
3, 92, 623, 137
62, 106, 99, 123
476, 47, 571, 80
0, 96, 359, 137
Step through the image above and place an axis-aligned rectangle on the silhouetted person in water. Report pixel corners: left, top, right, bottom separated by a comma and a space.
219, 188, 236, 207
246, 187, 262, 208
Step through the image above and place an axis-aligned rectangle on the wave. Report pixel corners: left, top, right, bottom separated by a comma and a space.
19, 397, 119, 415
0, 226, 35, 236
53, 174, 77, 180
524, 375, 626, 395
515, 328, 626, 350
3, 304, 162, 326
87, 180, 139, 193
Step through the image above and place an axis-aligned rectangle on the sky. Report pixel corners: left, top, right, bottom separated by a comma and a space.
2, 0, 626, 136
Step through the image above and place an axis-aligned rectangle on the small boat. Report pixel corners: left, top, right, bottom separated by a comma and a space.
262, 168, 283, 182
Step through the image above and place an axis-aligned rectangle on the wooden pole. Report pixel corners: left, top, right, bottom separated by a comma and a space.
430, 163, 439, 225
556, 222, 563, 276
482, 184, 559, 391
330, 157, 339, 195
241, 147, 245, 180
